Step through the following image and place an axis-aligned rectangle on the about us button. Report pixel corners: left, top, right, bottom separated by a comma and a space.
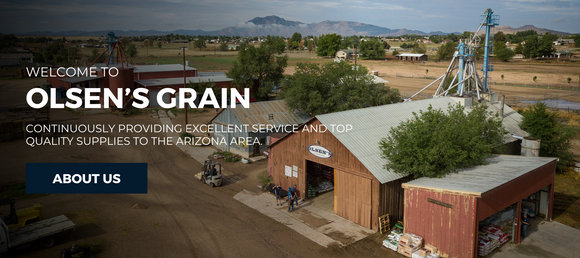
26, 163, 148, 194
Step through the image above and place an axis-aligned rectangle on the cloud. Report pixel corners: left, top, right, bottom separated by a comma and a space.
553, 17, 565, 23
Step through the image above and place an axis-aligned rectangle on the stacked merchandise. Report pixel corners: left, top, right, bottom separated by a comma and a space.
314, 180, 334, 193
398, 233, 423, 257
412, 244, 439, 258
478, 225, 510, 256
383, 230, 402, 251
306, 184, 317, 198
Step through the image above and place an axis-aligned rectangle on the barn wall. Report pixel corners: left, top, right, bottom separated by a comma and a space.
404, 188, 477, 258
270, 119, 382, 230
379, 176, 413, 227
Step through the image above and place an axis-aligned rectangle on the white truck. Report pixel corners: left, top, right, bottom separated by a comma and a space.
1, 215, 75, 254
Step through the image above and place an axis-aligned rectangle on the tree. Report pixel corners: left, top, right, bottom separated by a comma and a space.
194, 39, 206, 51
412, 44, 426, 54
280, 61, 400, 116
437, 42, 457, 60
307, 40, 315, 54
226, 36, 288, 100
568, 77, 572, 84
514, 43, 523, 55
379, 103, 505, 178
157, 41, 163, 48
124, 43, 138, 58
359, 38, 385, 58
533, 76, 537, 83
316, 34, 341, 57
519, 102, 575, 172
494, 31, 507, 43
496, 48, 515, 62
219, 42, 228, 51
392, 49, 400, 56
34, 52, 45, 63
382, 40, 391, 50
289, 32, 302, 50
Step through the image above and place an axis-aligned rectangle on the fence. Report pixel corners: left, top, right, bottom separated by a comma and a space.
491, 82, 580, 91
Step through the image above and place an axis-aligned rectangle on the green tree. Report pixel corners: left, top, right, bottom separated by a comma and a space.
194, 39, 206, 51
359, 38, 385, 58
219, 42, 228, 51
290, 32, 302, 50
382, 40, 391, 50
533, 76, 537, 82
316, 33, 341, 57
280, 61, 400, 116
412, 44, 426, 54
514, 43, 523, 55
496, 48, 515, 62
226, 36, 288, 100
157, 41, 163, 48
519, 102, 575, 172
568, 77, 572, 84
392, 49, 400, 56
379, 103, 505, 178
124, 43, 138, 58
437, 42, 457, 60
494, 31, 507, 42
307, 40, 315, 54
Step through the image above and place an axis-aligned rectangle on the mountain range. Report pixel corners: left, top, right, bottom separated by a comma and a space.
15, 15, 571, 37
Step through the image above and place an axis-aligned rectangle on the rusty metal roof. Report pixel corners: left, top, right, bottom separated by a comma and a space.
402, 155, 556, 196
225, 100, 310, 126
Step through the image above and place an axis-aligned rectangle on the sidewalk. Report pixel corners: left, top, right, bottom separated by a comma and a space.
234, 189, 375, 247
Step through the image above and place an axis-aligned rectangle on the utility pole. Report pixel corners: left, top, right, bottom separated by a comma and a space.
182, 46, 188, 129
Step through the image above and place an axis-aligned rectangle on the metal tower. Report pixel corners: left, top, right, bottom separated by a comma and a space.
88, 31, 130, 68
406, 9, 499, 102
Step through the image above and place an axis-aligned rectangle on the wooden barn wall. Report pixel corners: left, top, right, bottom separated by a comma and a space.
335, 169, 372, 228
404, 188, 477, 258
476, 160, 557, 222
379, 176, 413, 227
270, 119, 382, 230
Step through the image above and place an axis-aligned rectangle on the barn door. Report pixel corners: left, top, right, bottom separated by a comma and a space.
335, 169, 372, 229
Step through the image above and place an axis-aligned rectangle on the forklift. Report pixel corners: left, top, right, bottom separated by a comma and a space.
0, 198, 43, 230
200, 160, 223, 187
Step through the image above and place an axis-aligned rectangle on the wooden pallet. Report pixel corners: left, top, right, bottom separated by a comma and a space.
379, 214, 390, 234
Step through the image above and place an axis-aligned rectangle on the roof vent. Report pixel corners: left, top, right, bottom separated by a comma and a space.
268, 114, 274, 120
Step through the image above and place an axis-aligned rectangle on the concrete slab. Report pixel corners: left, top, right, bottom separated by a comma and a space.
489, 221, 580, 258
249, 156, 267, 163
233, 189, 374, 248
167, 111, 176, 118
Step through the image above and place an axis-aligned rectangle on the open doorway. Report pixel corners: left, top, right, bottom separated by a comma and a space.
306, 160, 335, 213
477, 203, 517, 256
521, 185, 551, 240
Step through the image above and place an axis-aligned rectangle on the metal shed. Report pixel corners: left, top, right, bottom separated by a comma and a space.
402, 155, 557, 258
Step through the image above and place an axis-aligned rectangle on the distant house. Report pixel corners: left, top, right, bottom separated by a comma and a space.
555, 50, 572, 59
228, 45, 239, 51
416, 39, 431, 44
336, 50, 358, 60
0, 53, 34, 67
396, 53, 428, 61
210, 100, 311, 158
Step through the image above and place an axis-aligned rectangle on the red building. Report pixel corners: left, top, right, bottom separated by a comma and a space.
402, 155, 556, 258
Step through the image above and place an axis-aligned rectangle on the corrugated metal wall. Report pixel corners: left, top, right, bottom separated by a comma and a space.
212, 108, 248, 153
404, 188, 477, 258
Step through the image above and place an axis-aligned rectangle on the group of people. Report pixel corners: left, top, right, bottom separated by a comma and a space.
273, 184, 298, 212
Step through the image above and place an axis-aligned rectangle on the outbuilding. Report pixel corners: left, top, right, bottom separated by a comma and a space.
268, 96, 530, 231
210, 100, 310, 158
396, 53, 428, 61
402, 155, 556, 258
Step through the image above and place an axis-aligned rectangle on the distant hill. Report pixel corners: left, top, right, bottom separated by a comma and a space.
14, 16, 572, 37
478, 25, 570, 36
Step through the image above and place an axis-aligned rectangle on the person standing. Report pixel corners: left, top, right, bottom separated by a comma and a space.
287, 186, 295, 212
274, 184, 282, 206
521, 213, 530, 239
291, 184, 299, 206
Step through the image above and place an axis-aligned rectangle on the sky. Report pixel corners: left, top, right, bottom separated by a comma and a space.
0, 0, 578, 34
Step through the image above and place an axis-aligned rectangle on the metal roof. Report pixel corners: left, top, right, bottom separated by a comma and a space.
198, 72, 226, 77
402, 155, 556, 196
133, 64, 196, 73
467, 101, 529, 142
370, 74, 389, 84
226, 100, 311, 127
316, 97, 530, 184
396, 53, 427, 57
135, 76, 233, 87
